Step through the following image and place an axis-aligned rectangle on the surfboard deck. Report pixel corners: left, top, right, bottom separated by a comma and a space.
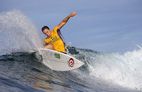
38, 48, 84, 71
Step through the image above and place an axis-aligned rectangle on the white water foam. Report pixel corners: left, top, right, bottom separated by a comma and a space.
0, 10, 43, 55
89, 48, 142, 90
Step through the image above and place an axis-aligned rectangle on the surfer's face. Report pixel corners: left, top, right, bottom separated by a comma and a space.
42, 29, 51, 36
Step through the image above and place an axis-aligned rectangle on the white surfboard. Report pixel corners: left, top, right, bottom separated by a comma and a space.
38, 48, 84, 71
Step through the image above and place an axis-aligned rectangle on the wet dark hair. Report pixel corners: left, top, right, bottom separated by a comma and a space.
41, 26, 50, 32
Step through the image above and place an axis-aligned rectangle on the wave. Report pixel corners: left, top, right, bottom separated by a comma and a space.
0, 47, 141, 92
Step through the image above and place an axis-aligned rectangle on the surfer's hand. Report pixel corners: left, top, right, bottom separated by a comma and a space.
69, 12, 77, 17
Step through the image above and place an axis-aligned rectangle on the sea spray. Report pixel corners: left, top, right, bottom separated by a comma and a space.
0, 10, 42, 55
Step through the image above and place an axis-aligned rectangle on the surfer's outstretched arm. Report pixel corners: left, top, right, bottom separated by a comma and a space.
56, 12, 77, 29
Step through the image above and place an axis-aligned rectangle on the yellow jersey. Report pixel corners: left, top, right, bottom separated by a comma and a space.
44, 27, 66, 53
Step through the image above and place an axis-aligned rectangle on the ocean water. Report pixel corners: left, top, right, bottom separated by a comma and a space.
0, 11, 142, 92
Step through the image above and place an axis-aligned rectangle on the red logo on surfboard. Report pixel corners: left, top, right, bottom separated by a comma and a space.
68, 58, 74, 67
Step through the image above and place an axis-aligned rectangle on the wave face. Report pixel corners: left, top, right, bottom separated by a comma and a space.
0, 11, 142, 92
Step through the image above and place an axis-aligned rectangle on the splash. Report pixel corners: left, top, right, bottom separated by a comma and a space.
0, 10, 43, 55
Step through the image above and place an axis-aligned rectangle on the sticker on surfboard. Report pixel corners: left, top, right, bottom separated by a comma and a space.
68, 58, 74, 67
54, 53, 60, 59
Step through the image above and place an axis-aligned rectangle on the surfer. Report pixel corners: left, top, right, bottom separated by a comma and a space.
41, 12, 77, 53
